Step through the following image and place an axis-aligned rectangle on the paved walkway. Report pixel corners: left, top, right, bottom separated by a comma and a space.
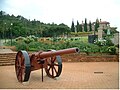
0, 39, 4, 46
0, 48, 15, 53
0, 62, 119, 89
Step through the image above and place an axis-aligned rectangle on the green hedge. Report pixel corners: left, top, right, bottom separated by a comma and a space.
71, 32, 92, 36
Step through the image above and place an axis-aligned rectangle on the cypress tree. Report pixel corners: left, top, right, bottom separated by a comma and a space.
71, 20, 75, 32
76, 20, 79, 32
95, 18, 99, 31
89, 21, 92, 32
84, 18, 87, 32
79, 24, 82, 32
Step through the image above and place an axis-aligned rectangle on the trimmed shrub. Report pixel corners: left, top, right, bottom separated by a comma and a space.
15, 36, 25, 41
16, 42, 28, 51
5, 40, 17, 46
107, 46, 116, 55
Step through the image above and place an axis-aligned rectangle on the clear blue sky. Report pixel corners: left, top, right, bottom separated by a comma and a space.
0, 0, 120, 31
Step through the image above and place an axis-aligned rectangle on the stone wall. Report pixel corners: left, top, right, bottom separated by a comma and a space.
61, 53, 119, 62
0, 53, 119, 66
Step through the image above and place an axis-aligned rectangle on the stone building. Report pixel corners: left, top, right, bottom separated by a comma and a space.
92, 19, 110, 31
79, 19, 110, 32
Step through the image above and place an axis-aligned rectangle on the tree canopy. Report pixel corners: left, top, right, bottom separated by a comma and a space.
0, 11, 70, 38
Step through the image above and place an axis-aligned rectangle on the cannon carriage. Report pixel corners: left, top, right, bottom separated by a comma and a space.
15, 48, 79, 82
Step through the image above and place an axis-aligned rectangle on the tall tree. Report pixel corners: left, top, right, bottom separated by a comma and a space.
76, 20, 80, 32
89, 21, 92, 31
71, 20, 75, 32
84, 18, 87, 32
79, 24, 82, 32
95, 18, 99, 31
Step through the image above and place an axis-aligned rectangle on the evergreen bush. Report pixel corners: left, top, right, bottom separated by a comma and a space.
16, 42, 28, 51
107, 46, 116, 55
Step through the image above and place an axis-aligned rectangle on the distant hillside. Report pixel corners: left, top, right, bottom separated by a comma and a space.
0, 11, 70, 38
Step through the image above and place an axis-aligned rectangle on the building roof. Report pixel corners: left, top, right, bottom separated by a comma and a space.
99, 21, 110, 24
92, 21, 110, 24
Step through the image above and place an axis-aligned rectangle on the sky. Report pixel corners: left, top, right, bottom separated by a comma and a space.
0, 0, 120, 31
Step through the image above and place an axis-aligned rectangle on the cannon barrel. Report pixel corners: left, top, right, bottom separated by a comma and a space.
34, 48, 79, 59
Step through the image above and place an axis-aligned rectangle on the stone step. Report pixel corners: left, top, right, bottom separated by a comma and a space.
0, 56, 8, 59
0, 59, 15, 61
1, 57, 15, 59
0, 53, 16, 66
0, 58, 15, 60
0, 62, 14, 66
0, 56, 15, 58
0, 60, 14, 63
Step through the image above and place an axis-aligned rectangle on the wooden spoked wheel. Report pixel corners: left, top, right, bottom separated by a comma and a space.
45, 55, 62, 78
15, 51, 31, 82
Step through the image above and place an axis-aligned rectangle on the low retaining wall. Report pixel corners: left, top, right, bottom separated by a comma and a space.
61, 53, 119, 62
0, 53, 119, 66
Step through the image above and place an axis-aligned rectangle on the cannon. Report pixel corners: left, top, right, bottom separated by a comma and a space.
15, 48, 79, 82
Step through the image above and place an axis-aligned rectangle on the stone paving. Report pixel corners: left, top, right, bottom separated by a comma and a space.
0, 62, 119, 89
0, 48, 15, 53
